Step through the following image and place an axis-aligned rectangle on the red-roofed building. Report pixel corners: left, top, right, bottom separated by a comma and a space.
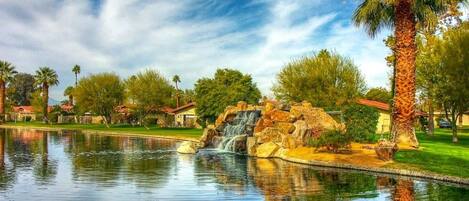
169, 102, 199, 128
12, 106, 53, 121
356, 99, 430, 133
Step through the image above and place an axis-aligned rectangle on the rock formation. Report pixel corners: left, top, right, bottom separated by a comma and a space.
197, 100, 343, 158
177, 141, 199, 154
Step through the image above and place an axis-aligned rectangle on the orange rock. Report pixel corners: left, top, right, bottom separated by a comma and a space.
266, 109, 290, 122
237, 101, 248, 110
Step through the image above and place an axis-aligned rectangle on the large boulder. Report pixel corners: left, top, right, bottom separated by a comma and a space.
199, 128, 221, 148
256, 142, 280, 158
264, 109, 290, 122
281, 135, 297, 149
254, 117, 274, 133
291, 120, 311, 146
247, 137, 257, 156
290, 103, 340, 131
177, 141, 199, 154
255, 127, 283, 144
233, 135, 248, 153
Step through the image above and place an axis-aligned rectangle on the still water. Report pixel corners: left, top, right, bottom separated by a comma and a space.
0, 128, 467, 201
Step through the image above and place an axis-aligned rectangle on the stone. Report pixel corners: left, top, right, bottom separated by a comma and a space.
254, 117, 274, 133
256, 142, 280, 158
375, 140, 398, 161
177, 141, 199, 154
274, 122, 294, 135
290, 105, 340, 131
281, 135, 297, 149
237, 101, 248, 110
264, 101, 276, 113
291, 120, 310, 146
247, 137, 257, 156
266, 109, 290, 122
233, 135, 247, 153
255, 127, 282, 144
199, 128, 220, 148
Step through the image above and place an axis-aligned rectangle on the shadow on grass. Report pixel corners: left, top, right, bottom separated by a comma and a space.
394, 150, 469, 178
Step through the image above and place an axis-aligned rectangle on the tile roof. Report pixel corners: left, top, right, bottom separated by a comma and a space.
170, 102, 196, 114
357, 99, 390, 111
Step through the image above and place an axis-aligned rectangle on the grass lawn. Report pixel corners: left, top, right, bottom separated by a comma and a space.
391, 127, 469, 178
2, 121, 203, 140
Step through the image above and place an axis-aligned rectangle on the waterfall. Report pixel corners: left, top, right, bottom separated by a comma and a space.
218, 110, 261, 152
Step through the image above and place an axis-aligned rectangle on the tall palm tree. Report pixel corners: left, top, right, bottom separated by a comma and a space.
172, 75, 181, 108
72, 65, 81, 87
64, 86, 74, 105
35, 67, 59, 123
0, 61, 17, 118
353, 0, 463, 148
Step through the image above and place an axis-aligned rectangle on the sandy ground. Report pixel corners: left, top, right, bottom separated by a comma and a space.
285, 143, 392, 168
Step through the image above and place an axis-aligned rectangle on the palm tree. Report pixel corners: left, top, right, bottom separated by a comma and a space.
172, 75, 181, 108
34, 67, 59, 123
64, 86, 74, 105
352, 0, 463, 149
72, 65, 80, 87
0, 61, 17, 119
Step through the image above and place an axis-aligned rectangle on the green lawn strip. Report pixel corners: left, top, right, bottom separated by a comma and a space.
3, 122, 203, 139
392, 128, 469, 178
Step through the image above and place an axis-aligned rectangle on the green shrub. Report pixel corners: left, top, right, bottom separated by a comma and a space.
143, 116, 157, 127
309, 129, 352, 153
48, 112, 59, 124
25, 116, 32, 122
343, 104, 379, 143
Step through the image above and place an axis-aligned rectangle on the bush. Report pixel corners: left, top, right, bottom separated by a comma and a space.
143, 116, 158, 127
343, 104, 379, 143
25, 116, 32, 122
48, 112, 59, 124
309, 129, 352, 153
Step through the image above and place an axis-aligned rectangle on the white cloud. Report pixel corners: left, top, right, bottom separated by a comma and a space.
0, 0, 390, 101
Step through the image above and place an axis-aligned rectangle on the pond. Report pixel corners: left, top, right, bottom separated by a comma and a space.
0, 128, 467, 200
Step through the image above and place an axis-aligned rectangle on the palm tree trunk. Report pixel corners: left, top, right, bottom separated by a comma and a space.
0, 80, 5, 119
175, 82, 180, 108
391, 0, 419, 149
75, 73, 78, 87
428, 96, 434, 136
392, 179, 414, 201
42, 84, 49, 123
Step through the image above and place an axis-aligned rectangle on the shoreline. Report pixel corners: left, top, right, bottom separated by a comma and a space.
1, 124, 468, 186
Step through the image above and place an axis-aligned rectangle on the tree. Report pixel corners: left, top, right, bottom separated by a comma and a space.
34, 67, 59, 123
195, 68, 261, 123
63, 86, 74, 105
365, 87, 392, 103
434, 22, 469, 143
172, 75, 181, 108
126, 70, 174, 127
0, 61, 17, 117
273, 49, 366, 110
72, 65, 81, 87
352, 0, 464, 148
7, 73, 36, 106
181, 89, 195, 105
74, 73, 124, 127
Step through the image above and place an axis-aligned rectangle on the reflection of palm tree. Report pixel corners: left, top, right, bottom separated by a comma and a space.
33, 132, 57, 184
0, 130, 5, 168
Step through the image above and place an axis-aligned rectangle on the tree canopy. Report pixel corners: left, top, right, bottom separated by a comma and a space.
7, 73, 36, 106
194, 68, 261, 123
74, 73, 124, 126
273, 49, 366, 110
365, 87, 392, 103
125, 70, 174, 122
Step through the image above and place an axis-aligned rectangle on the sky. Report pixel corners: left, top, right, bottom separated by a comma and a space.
0, 0, 394, 101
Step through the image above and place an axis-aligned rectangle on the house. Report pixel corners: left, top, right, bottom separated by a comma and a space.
11, 106, 52, 121
356, 99, 392, 134
170, 102, 200, 128
431, 111, 469, 127
357, 99, 431, 133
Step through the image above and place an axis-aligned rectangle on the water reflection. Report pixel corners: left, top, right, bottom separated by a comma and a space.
0, 128, 467, 200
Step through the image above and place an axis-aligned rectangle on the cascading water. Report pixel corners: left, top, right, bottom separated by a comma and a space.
218, 110, 261, 152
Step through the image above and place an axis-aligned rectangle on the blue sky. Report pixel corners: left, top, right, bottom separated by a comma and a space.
0, 0, 394, 100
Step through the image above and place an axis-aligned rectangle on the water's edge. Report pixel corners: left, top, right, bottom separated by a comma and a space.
1, 124, 468, 186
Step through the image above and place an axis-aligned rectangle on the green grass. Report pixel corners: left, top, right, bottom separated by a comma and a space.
2, 121, 203, 139
392, 127, 469, 178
